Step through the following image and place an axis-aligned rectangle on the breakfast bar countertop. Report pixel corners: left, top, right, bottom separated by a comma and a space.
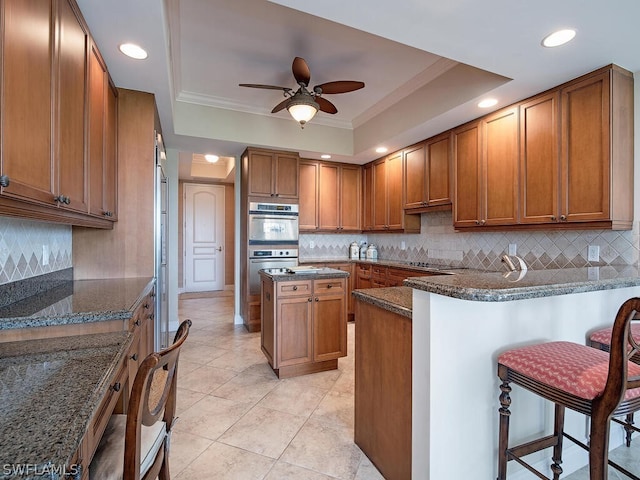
404, 265, 640, 302
0, 331, 132, 479
0, 277, 154, 330
352, 286, 412, 318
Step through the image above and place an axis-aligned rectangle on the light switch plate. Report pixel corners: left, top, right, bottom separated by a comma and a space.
508, 243, 517, 256
42, 245, 49, 266
309, 241, 315, 249
588, 245, 600, 262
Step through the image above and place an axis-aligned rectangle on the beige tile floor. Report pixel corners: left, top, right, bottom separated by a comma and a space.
170, 292, 385, 480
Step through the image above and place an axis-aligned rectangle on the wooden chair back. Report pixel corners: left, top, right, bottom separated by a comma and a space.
123, 319, 191, 480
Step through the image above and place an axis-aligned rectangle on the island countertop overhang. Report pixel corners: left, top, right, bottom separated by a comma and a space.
404, 266, 640, 302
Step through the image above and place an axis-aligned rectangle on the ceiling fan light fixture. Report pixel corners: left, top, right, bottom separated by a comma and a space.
286, 94, 319, 128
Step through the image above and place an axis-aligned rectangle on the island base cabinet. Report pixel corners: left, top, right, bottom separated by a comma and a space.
261, 275, 347, 379
355, 299, 411, 480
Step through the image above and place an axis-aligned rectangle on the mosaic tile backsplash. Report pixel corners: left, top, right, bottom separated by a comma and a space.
300, 211, 640, 271
0, 217, 72, 285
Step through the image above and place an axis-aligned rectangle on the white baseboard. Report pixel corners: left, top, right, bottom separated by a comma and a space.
234, 313, 243, 325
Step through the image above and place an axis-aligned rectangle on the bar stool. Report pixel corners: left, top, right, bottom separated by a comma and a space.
496, 297, 640, 480
588, 323, 640, 447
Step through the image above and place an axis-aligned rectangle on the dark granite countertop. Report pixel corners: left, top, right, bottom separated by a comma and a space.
404, 265, 640, 302
0, 331, 132, 479
299, 257, 468, 275
352, 286, 413, 318
0, 277, 154, 330
259, 267, 349, 282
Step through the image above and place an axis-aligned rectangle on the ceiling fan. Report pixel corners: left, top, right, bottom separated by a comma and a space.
239, 57, 365, 128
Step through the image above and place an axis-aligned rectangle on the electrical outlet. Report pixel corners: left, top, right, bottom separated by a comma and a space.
401, 241, 406, 250
309, 241, 315, 249
42, 245, 49, 266
588, 245, 600, 262
508, 243, 517, 256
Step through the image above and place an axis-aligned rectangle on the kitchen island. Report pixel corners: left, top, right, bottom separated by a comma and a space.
259, 267, 349, 378
403, 266, 640, 479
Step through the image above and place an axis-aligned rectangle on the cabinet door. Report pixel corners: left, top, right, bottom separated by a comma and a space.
426, 133, 452, 206
403, 143, 426, 209
561, 71, 610, 223
372, 158, 387, 229
0, 0, 56, 204
248, 152, 274, 197
318, 163, 339, 230
103, 81, 117, 219
57, 0, 88, 213
362, 164, 374, 230
483, 107, 518, 225
386, 151, 403, 229
453, 122, 481, 227
519, 92, 559, 224
339, 165, 361, 231
331, 263, 354, 316
313, 292, 346, 361
274, 153, 299, 199
277, 296, 313, 367
298, 160, 319, 231
88, 44, 106, 217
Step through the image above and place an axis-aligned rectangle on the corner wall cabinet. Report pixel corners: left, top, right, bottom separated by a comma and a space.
453, 64, 633, 231
403, 134, 452, 213
0, 0, 117, 228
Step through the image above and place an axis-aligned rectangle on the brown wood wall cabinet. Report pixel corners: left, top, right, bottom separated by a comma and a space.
261, 275, 347, 378
368, 151, 421, 233
299, 159, 361, 232
244, 147, 299, 200
0, 0, 117, 228
453, 64, 633, 231
403, 134, 453, 213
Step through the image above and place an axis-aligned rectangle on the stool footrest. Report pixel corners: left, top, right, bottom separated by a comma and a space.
508, 435, 559, 459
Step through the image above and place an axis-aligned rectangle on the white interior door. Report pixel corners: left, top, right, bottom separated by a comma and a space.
184, 184, 225, 292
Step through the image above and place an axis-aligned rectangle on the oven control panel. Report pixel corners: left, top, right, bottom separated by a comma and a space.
249, 248, 299, 258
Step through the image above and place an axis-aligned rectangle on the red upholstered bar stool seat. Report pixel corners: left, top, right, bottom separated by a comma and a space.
496, 297, 640, 480
588, 324, 640, 447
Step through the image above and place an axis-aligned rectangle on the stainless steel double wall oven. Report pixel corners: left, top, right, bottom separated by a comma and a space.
248, 202, 299, 295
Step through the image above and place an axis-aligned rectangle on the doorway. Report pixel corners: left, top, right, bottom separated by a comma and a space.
184, 183, 225, 292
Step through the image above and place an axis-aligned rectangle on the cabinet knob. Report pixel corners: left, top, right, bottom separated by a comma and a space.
293, 285, 298, 291
327, 284, 333, 289
134, 319, 140, 326
112, 382, 121, 392
480, 219, 486, 225
560, 215, 567, 222
475, 220, 481, 225
0, 175, 10, 188
148, 313, 154, 320
143, 303, 150, 309
130, 353, 138, 361
551, 216, 557, 221
308, 297, 312, 302
315, 297, 319, 302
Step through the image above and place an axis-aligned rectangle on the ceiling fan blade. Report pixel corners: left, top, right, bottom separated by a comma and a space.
292, 57, 311, 86
271, 98, 289, 113
314, 81, 365, 94
316, 97, 338, 114
239, 83, 290, 91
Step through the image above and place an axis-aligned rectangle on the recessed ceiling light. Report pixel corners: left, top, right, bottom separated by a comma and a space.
119, 43, 148, 59
478, 98, 498, 108
375, 147, 388, 154
205, 154, 219, 163
541, 29, 576, 48
321, 154, 331, 159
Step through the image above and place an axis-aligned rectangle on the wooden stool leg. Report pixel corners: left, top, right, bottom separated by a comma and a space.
551, 404, 565, 480
589, 410, 611, 480
497, 380, 512, 480
624, 413, 634, 447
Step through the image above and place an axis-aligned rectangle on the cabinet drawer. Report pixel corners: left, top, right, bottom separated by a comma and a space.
277, 280, 312, 297
314, 278, 345, 295
87, 356, 127, 460
356, 264, 371, 278
371, 266, 386, 278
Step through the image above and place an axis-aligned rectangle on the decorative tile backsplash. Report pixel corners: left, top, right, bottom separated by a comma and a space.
300, 211, 640, 271
0, 217, 72, 285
